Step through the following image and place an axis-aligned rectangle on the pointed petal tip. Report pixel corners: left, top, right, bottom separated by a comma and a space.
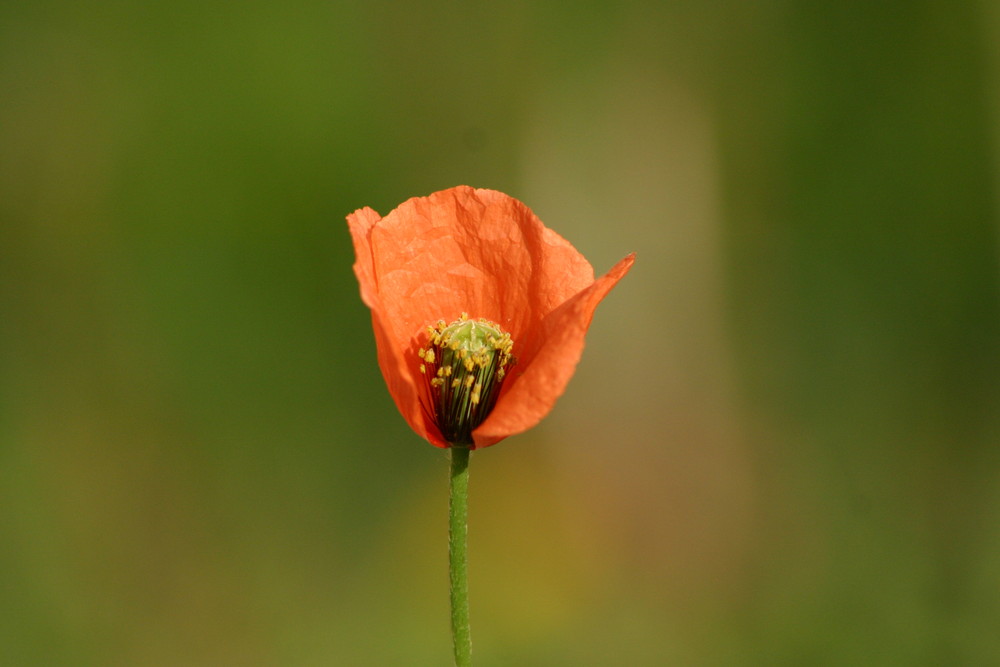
470, 251, 635, 448
612, 251, 636, 274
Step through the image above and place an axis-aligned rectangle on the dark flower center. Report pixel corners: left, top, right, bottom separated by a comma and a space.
418, 314, 515, 446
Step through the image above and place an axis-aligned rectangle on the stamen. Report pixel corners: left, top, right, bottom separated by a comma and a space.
417, 316, 516, 446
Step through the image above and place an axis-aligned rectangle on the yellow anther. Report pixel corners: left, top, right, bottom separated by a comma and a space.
419, 363, 426, 374
424, 349, 435, 364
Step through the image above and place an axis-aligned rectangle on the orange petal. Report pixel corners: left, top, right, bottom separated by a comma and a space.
369, 307, 447, 446
472, 253, 636, 448
369, 186, 594, 355
348, 205, 446, 446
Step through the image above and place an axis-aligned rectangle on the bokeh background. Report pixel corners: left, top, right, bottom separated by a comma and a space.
3, 2, 999, 665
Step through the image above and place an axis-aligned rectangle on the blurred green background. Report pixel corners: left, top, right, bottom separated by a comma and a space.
2, 1, 999, 665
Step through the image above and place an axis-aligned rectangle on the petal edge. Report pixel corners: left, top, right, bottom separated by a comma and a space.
472, 253, 635, 447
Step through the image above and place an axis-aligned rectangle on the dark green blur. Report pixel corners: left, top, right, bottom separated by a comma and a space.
2, 2, 998, 664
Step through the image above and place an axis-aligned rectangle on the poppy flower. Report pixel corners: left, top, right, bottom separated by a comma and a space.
347, 185, 634, 449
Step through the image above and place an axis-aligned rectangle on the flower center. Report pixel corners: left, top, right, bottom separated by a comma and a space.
418, 314, 515, 446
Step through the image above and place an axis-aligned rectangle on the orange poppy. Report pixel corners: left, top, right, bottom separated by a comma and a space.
347, 186, 634, 448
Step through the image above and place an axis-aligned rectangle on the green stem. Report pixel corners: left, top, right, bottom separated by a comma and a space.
449, 445, 472, 667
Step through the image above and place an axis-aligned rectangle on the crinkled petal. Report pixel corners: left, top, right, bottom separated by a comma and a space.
370, 186, 594, 354
472, 253, 636, 447
348, 206, 445, 446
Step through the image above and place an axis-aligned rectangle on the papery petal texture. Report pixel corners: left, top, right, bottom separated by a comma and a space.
347, 185, 634, 448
